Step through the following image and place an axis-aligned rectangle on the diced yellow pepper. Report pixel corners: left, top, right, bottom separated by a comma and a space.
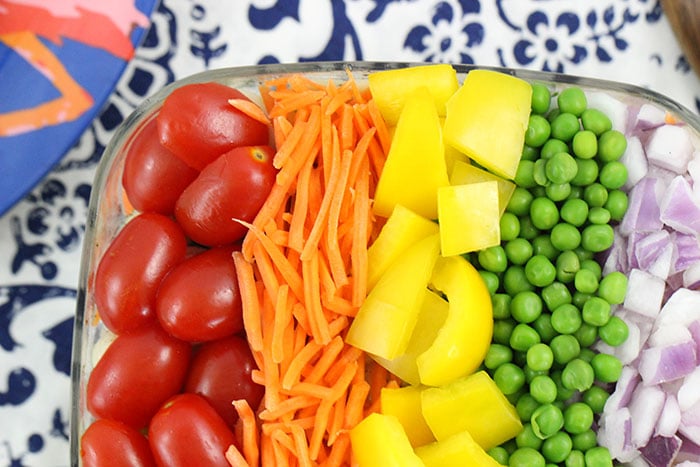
415, 430, 505, 467
421, 371, 522, 450
440, 117, 469, 175
373, 87, 450, 220
450, 159, 515, 215
381, 385, 435, 447
346, 234, 440, 359
374, 289, 448, 385
443, 70, 532, 180
417, 255, 493, 386
367, 204, 439, 291
350, 413, 425, 467
368, 64, 459, 126
437, 181, 500, 257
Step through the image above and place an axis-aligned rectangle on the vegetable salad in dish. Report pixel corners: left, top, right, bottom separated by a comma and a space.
71, 63, 700, 467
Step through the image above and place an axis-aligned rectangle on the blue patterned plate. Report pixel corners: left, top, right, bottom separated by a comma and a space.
0, 0, 158, 217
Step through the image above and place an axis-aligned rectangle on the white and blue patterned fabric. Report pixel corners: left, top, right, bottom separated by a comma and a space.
0, 1, 698, 465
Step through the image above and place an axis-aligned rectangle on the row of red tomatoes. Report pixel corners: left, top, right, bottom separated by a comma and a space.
81, 82, 278, 466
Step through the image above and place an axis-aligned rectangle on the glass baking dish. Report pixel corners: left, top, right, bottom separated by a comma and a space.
70, 62, 700, 466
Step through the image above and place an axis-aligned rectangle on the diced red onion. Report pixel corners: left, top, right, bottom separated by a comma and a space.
640, 434, 682, 467
678, 367, 700, 412
656, 288, 700, 329
656, 394, 682, 437
623, 268, 667, 319
635, 104, 667, 131
672, 232, 700, 274
647, 125, 695, 174
620, 177, 663, 236
638, 340, 697, 385
622, 136, 650, 190
598, 407, 638, 462
680, 401, 700, 445
660, 176, 700, 236
629, 384, 667, 448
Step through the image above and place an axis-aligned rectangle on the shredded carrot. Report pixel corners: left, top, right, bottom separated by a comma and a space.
225, 445, 250, 467
233, 399, 260, 467
229, 98, 272, 126
227, 69, 393, 467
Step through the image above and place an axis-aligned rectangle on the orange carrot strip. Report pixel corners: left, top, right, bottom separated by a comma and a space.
309, 400, 333, 460
272, 284, 293, 364
325, 433, 351, 467
344, 67, 366, 104
325, 148, 353, 288
273, 120, 307, 169
276, 106, 322, 188
284, 382, 333, 400
289, 423, 313, 467
233, 399, 259, 467
325, 87, 354, 117
339, 104, 356, 152
261, 416, 316, 436
367, 99, 392, 154
229, 98, 271, 126
232, 252, 263, 352
252, 241, 280, 304
269, 90, 325, 118
281, 340, 323, 390
302, 250, 331, 345
344, 381, 371, 427
351, 157, 370, 307
303, 335, 344, 385
259, 395, 319, 421
225, 444, 250, 467
270, 429, 294, 466
288, 152, 314, 252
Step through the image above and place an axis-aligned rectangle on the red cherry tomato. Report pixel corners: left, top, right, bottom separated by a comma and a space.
80, 419, 156, 467
86, 325, 191, 429
94, 213, 187, 334
184, 335, 263, 430
175, 145, 277, 246
157, 82, 270, 170
149, 393, 236, 467
156, 245, 244, 342
122, 117, 199, 215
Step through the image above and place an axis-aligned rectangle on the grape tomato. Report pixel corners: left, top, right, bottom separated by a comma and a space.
80, 419, 156, 467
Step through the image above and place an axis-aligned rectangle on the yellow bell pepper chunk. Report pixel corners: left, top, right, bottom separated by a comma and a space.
381, 385, 435, 447
374, 289, 448, 385
440, 117, 469, 175
367, 204, 439, 291
417, 255, 493, 386
415, 430, 505, 467
368, 64, 459, 126
350, 413, 425, 467
437, 181, 500, 257
450, 159, 515, 215
373, 87, 450, 220
346, 234, 440, 359
443, 69, 532, 180
421, 371, 522, 450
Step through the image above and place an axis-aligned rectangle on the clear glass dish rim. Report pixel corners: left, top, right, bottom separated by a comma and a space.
68, 60, 700, 465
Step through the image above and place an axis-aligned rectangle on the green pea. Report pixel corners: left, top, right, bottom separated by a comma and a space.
542, 431, 573, 463
550, 334, 581, 365
584, 446, 613, 467
516, 423, 543, 449
531, 83, 552, 115
531, 403, 564, 439
545, 152, 578, 184
488, 446, 510, 465
581, 108, 612, 135
598, 315, 629, 347
591, 353, 623, 383
551, 370, 576, 401
583, 183, 608, 207
493, 319, 516, 345
515, 159, 537, 188
492, 293, 512, 320
516, 393, 540, 421
479, 270, 500, 295
504, 266, 535, 295
522, 144, 540, 161
556, 250, 580, 283
581, 224, 614, 253
597, 130, 627, 162
479, 245, 508, 273
564, 449, 585, 467
500, 212, 521, 241
505, 238, 534, 265
598, 271, 628, 304
563, 402, 594, 434
532, 235, 560, 261
507, 187, 534, 216
567, 185, 584, 200
574, 322, 598, 348
533, 159, 549, 186
542, 282, 572, 312
494, 362, 526, 395
582, 385, 610, 414
557, 87, 587, 116
572, 245, 594, 263
547, 107, 561, 123
551, 303, 582, 335
519, 215, 541, 240
561, 358, 595, 391
511, 291, 544, 323
510, 323, 542, 351
579, 259, 602, 280
526, 115, 552, 147
604, 189, 628, 221
527, 343, 554, 371
560, 198, 589, 227
571, 429, 597, 452
599, 161, 628, 190
582, 296, 611, 326
510, 447, 546, 467
545, 182, 572, 202
541, 138, 569, 159
525, 255, 557, 287
587, 206, 611, 225
530, 197, 560, 230
572, 130, 598, 159
571, 158, 599, 187
530, 375, 558, 404
550, 112, 580, 142
524, 365, 548, 384
484, 343, 514, 370
550, 223, 582, 251
533, 313, 558, 343
574, 268, 599, 294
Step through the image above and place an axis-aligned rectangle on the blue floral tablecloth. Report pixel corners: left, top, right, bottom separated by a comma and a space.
0, 1, 698, 465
